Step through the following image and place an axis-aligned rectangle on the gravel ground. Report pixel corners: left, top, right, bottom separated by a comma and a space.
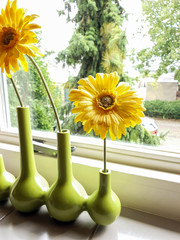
153, 118, 180, 152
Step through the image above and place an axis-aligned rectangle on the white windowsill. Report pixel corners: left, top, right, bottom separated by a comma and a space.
1, 201, 180, 240
0, 142, 180, 222
0, 128, 180, 174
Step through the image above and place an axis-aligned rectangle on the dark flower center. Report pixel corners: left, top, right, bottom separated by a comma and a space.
3, 31, 15, 45
1, 27, 17, 47
99, 95, 114, 109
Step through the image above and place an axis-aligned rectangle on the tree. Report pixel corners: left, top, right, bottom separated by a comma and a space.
56, 0, 165, 146
7, 55, 62, 131
136, 0, 180, 78
56, 0, 127, 134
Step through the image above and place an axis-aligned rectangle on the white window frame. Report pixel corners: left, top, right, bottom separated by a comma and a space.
0, 72, 180, 222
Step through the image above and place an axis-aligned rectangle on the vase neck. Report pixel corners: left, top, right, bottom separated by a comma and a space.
0, 155, 5, 174
17, 107, 37, 177
57, 130, 73, 183
98, 170, 112, 196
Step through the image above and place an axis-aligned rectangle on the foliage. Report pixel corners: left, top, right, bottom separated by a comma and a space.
175, 68, 180, 83
57, 0, 127, 129
121, 124, 161, 146
101, 22, 127, 75
7, 55, 61, 130
56, 1, 163, 145
119, 72, 137, 85
144, 100, 180, 119
136, 0, 180, 78
57, 1, 127, 77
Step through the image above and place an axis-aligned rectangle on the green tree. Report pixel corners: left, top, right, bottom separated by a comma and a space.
7, 55, 62, 131
56, 0, 164, 146
57, 0, 127, 133
136, 0, 180, 78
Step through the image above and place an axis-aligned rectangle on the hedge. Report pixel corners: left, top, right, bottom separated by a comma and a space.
144, 100, 180, 119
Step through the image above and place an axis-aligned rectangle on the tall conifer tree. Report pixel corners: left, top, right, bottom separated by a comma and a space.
57, 0, 127, 134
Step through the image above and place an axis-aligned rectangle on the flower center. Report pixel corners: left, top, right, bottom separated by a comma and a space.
98, 95, 114, 109
0, 27, 18, 48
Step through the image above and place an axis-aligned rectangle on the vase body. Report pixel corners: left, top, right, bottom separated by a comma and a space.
10, 107, 49, 212
46, 129, 87, 222
86, 169, 121, 226
0, 154, 15, 201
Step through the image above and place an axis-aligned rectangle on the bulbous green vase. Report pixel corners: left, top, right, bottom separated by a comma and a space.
86, 169, 121, 226
10, 107, 49, 212
46, 129, 87, 222
0, 154, 15, 201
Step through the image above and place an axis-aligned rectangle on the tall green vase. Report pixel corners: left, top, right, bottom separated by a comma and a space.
46, 129, 87, 222
0, 154, 15, 202
10, 107, 49, 212
86, 169, 121, 226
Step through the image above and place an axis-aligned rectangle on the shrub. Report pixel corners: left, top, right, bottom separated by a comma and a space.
121, 124, 162, 146
144, 100, 180, 119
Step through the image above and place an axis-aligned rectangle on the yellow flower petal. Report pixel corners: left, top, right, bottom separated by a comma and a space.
29, 45, 43, 56
108, 72, 119, 90
18, 53, 28, 72
83, 120, 92, 133
69, 72, 146, 140
0, 14, 5, 26
9, 56, 19, 71
0, 51, 7, 66
78, 78, 98, 95
25, 23, 41, 30
0, 0, 42, 75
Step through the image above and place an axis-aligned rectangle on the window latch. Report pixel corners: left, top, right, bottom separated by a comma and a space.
33, 140, 76, 157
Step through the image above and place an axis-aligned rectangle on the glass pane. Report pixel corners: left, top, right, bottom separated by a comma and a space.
6, 57, 61, 132
1, 0, 179, 153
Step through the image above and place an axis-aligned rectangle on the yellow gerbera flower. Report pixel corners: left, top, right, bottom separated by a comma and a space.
0, 0, 42, 76
69, 72, 146, 140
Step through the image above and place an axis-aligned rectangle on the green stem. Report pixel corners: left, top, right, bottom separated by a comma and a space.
10, 77, 23, 107
103, 138, 107, 172
27, 55, 62, 133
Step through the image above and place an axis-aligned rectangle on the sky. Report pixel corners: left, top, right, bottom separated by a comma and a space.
0, 0, 152, 81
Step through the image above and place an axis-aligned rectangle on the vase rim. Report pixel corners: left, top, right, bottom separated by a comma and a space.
99, 169, 111, 175
57, 129, 70, 134
16, 106, 29, 109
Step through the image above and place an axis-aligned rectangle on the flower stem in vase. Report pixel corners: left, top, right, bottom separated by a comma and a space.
104, 138, 107, 172
10, 77, 23, 107
27, 55, 61, 132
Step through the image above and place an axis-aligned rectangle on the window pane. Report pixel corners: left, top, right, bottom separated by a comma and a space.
5, 57, 62, 132
0, 0, 179, 153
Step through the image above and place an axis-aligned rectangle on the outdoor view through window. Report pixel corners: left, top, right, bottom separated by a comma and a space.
1, 0, 180, 152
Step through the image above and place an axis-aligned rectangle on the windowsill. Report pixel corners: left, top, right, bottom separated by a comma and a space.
0, 142, 180, 222
0, 200, 180, 240
1, 129, 180, 174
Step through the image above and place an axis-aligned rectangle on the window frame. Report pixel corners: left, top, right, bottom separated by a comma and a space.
0, 71, 180, 175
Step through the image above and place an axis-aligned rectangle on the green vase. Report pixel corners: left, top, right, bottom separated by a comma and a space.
46, 129, 87, 222
10, 107, 49, 212
0, 154, 15, 202
86, 169, 121, 226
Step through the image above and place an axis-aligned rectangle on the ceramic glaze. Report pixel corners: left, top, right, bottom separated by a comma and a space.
86, 169, 121, 226
10, 107, 49, 212
0, 154, 15, 201
46, 129, 87, 222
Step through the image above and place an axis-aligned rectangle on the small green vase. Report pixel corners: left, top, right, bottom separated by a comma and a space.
10, 107, 49, 212
86, 169, 121, 226
0, 154, 15, 202
46, 129, 87, 222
